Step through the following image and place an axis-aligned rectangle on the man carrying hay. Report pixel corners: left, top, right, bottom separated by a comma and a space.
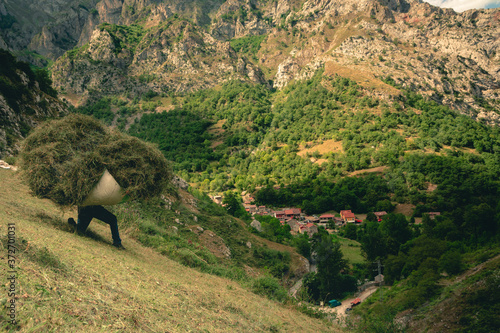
21, 114, 172, 248
67, 168, 130, 249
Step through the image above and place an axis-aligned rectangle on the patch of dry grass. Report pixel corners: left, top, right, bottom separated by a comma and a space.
208, 120, 227, 149
393, 203, 416, 215
349, 166, 389, 177
297, 140, 343, 164
324, 62, 401, 97
0, 170, 339, 332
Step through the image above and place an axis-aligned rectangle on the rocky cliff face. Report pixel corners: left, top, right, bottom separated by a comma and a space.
2, 0, 499, 123
0, 51, 67, 157
0, 0, 226, 64
255, 0, 500, 123
0, 0, 100, 65
51, 18, 268, 100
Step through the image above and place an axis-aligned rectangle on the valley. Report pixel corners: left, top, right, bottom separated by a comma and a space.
0, 0, 499, 332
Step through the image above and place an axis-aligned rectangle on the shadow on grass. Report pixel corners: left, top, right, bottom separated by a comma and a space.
0, 235, 67, 272
31, 210, 107, 244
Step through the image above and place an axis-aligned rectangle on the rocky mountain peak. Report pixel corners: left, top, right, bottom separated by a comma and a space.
1, 0, 498, 123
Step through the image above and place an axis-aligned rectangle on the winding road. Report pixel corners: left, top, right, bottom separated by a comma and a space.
322, 286, 379, 319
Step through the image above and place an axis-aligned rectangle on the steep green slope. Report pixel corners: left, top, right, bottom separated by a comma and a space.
105, 187, 310, 291
0, 169, 337, 332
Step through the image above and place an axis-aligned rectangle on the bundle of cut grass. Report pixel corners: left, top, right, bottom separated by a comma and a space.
20, 114, 172, 207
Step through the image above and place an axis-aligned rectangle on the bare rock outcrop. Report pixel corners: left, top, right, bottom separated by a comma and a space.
52, 20, 268, 99
2, 0, 498, 122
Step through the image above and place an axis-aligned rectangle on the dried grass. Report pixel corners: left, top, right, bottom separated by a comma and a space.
20, 114, 171, 207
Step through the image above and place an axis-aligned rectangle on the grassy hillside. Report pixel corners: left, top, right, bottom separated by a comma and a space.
0, 169, 338, 332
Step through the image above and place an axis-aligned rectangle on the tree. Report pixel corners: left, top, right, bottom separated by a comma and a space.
304, 232, 356, 301
34, 68, 58, 98
343, 223, 357, 240
293, 233, 311, 258
222, 191, 241, 216
385, 253, 407, 284
439, 250, 462, 275
256, 215, 292, 243
380, 213, 412, 255
402, 235, 447, 275
375, 199, 395, 213
360, 222, 387, 261
463, 203, 497, 242
366, 212, 378, 222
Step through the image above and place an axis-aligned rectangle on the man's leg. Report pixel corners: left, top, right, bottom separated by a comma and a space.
89, 205, 122, 246
76, 206, 94, 233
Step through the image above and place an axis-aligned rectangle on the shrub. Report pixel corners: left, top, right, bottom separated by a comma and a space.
440, 250, 463, 275
251, 276, 289, 302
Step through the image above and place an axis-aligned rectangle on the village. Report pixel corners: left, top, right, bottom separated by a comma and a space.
211, 193, 441, 237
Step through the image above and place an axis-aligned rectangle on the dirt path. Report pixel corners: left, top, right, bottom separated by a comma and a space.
320, 286, 378, 319
289, 279, 303, 297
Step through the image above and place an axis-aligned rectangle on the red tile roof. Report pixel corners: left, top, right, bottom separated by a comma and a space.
343, 211, 356, 218
285, 208, 301, 215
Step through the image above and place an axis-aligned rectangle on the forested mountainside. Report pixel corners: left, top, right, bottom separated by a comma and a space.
0, 0, 499, 122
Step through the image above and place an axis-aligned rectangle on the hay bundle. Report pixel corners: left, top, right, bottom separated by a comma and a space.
20, 114, 172, 207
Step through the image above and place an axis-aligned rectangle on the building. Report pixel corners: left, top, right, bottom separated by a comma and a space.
427, 212, 441, 220
299, 223, 318, 237
274, 210, 285, 220
319, 214, 335, 223
285, 208, 302, 219
305, 216, 320, 223
373, 211, 387, 222
334, 217, 344, 226
212, 195, 223, 205
340, 210, 356, 223
244, 204, 257, 214
287, 219, 301, 233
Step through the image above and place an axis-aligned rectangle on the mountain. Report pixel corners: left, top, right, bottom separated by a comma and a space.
1, 2, 499, 331
1, 0, 498, 122
347, 252, 500, 332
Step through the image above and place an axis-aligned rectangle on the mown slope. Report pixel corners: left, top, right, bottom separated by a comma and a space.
0, 169, 337, 332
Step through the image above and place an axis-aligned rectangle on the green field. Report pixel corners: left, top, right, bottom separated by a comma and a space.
333, 234, 365, 265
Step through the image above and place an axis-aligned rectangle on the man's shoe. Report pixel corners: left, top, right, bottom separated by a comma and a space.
68, 218, 77, 228
113, 243, 125, 250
